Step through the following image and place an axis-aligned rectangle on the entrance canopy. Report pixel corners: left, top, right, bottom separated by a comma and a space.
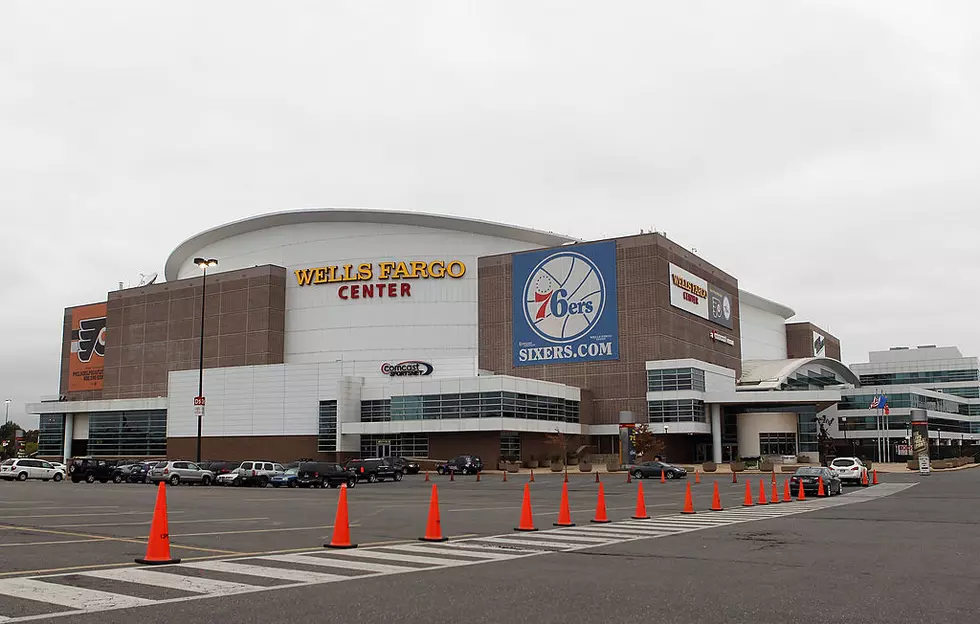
737, 358, 860, 391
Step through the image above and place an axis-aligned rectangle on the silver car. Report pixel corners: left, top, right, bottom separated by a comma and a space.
148, 460, 215, 486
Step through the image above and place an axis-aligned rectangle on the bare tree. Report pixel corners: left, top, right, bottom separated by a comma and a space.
631, 424, 666, 462
546, 428, 579, 466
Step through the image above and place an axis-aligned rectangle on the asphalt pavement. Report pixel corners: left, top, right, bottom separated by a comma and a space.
1, 468, 973, 623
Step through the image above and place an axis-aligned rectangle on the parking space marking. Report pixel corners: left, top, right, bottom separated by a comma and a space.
0, 539, 110, 548
49, 517, 271, 529
378, 543, 518, 560
80, 568, 256, 595
0, 578, 155, 610
0, 511, 168, 520
0, 483, 916, 623
171, 524, 344, 538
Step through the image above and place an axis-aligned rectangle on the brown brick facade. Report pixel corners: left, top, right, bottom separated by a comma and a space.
479, 233, 741, 426
786, 322, 842, 361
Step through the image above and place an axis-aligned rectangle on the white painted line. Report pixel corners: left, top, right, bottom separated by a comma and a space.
572, 525, 662, 536
0, 538, 108, 548
562, 528, 663, 539
183, 560, 347, 584
261, 554, 415, 574
470, 537, 583, 550
51, 517, 270, 529
0, 511, 166, 520
318, 549, 470, 567
441, 541, 538, 555
527, 532, 613, 543
81, 568, 256, 595
379, 544, 518, 560
0, 578, 155, 610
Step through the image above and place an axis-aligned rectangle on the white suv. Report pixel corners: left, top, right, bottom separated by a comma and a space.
217, 460, 284, 487
0, 458, 66, 482
830, 457, 868, 485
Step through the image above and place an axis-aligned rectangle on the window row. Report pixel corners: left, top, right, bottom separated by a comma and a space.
646, 367, 706, 392
317, 401, 338, 453
389, 392, 579, 423
760, 432, 797, 456
38, 414, 66, 457
797, 412, 818, 452
939, 386, 980, 399
839, 393, 962, 414
647, 399, 706, 423
359, 433, 428, 458
361, 400, 391, 422
839, 415, 975, 434
859, 369, 979, 385
87, 410, 167, 457
500, 432, 521, 460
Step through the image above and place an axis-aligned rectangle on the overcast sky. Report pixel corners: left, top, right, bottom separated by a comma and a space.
2, 1, 978, 428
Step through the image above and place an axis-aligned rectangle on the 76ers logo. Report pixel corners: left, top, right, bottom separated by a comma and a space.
523, 251, 606, 343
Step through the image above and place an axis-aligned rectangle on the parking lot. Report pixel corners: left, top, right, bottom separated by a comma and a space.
0, 470, 897, 577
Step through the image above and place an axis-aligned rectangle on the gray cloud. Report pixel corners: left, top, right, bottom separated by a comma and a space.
2, 0, 978, 427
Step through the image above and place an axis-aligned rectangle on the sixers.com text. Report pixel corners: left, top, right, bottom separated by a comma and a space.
518, 341, 614, 362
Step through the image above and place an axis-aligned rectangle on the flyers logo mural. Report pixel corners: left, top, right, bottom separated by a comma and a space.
69, 302, 108, 391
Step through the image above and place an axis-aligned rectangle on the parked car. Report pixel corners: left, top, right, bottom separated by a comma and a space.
789, 466, 842, 496
68, 457, 118, 483
346, 458, 401, 483
224, 460, 285, 487
829, 457, 868, 485
435, 455, 484, 475
148, 460, 215, 486
50, 462, 67, 473
0, 458, 66, 482
200, 461, 239, 480
111, 462, 153, 484
296, 462, 357, 489
271, 467, 299, 488
629, 461, 687, 480
384, 456, 421, 475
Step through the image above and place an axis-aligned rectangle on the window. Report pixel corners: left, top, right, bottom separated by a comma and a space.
647, 399, 706, 423
361, 400, 391, 422
87, 410, 166, 457
38, 415, 65, 457
859, 370, 979, 385
797, 412, 818, 452
647, 368, 706, 392
318, 401, 338, 453
389, 392, 579, 423
359, 434, 428, 458
939, 386, 980, 399
500, 432, 521, 459
760, 433, 797, 455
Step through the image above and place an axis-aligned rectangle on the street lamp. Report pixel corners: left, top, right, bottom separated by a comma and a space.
194, 257, 218, 464
3, 399, 10, 425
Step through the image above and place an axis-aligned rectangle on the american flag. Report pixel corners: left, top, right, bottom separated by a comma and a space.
870, 395, 881, 409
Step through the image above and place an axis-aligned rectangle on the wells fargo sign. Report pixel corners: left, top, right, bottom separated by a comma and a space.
294, 260, 466, 300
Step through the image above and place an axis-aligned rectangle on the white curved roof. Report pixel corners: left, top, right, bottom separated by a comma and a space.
165, 208, 579, 281
739, 358, 860, 390
738, 289, 796, 319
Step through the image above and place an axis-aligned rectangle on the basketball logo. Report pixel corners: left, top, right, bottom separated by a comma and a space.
522, 251, 606, 343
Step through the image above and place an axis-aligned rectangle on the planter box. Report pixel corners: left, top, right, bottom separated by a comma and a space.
606, 463, 622, 472
759, 463, 774, 473
550, 463, 564, 472
539, 459, 552, 468
525, 460, 539, 469
730, 462, 746, 472
702, 462, 717, 473
578, 463, 593, 473
780, 466, 799, 472
505, 463, 521, 473
907, 460, 919, 470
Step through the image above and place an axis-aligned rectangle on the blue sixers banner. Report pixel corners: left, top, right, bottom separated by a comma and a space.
512, 240, 619, 366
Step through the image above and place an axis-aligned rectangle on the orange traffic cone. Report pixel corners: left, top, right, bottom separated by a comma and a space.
424, 470, 429, 482
626, 470, 632, 484
135, 482, 181, 565
817, 476, 826, 497
872, 469, 879, 485
564, 469, 568, 483
503, 470, 508, 482
771, 469, 776, 484
783, 479, 792, 503
660, 469, 666, 484
797, 480, 806, 501
861, 470, 869, 486
710, 482, 723, 511
771, 480, 780, 504
529, 470, 535, 483
554, 481, 575, 527
682, 481, 696, 514
592, 482, 611, 523
742, 481, 754, 507
595, 471, 600, 484
632, 481, 650, 519
450, 470, 455, 482
420, 484, 448, 542
695, 470, 701, 484
732, 471, 738, 484
476, 471, 481, 482
515, 483, 537, 532
757, 480, 768, 505
324, 483, 356, 549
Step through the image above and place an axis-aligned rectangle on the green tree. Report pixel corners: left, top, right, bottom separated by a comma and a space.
631, 423, 666, 461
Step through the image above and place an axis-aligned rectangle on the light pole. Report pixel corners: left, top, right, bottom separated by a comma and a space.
194, 257, 218, 464
3, 399, 10, 425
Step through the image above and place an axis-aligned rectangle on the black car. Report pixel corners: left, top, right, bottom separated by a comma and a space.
789, 466, 842, 496
384, 456, 421, 475
629, 461, 687, 480
68, 457, 118, 484
436, 455, 483, 475
297, 462, 357, 489
200, 460, 239, 478
345, 458, 402, 483
111, 462, 152, 484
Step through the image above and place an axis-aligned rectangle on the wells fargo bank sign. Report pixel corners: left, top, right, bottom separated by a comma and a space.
294, 260, 466, 300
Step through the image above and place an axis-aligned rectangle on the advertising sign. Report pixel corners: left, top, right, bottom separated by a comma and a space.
708, 285, 734, 329
380, 361, 434, 377
668, 263, 709, 320
910, 409, 930, 475
813, 331, 826, 357
293, 259, 466, 301
69, 302, 107, 392
512, 241, 619, 367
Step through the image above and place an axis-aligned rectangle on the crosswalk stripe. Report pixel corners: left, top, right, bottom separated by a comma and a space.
260, 554, 414, 574
441, 541, 538, 555
563, 528, 660, 539
80, 568, 256, 595
470, 537, 583, 550
378, 544, 518, 560
0, 578, 155, 610
571, 525, 656, 535
315, 548, 471, 567
183, 560, 347, 583
529, 532, 613, 543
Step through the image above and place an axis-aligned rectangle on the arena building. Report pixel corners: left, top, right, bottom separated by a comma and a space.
29, 209, 863, 466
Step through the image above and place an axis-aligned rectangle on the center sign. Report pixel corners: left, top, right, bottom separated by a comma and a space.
294, 260, 466, 300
